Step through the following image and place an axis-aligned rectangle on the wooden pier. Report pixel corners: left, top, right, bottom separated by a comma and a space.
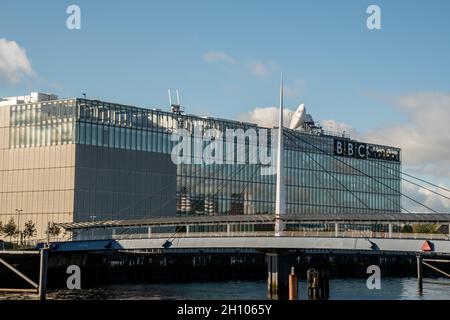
0, 248, 48, 300
416, 255, 450, 290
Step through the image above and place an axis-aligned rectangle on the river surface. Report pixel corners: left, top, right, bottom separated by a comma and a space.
1, 278, 449, 300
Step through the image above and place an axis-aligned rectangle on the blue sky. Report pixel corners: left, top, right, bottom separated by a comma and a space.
1, 0, 449, 129
1, 0, 450, 211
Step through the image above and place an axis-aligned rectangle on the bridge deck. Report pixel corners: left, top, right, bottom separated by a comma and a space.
47, 235, 450, 255
59, 213, 450, 230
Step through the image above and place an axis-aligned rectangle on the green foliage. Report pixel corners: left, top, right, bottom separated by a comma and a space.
46, 222, 61, 237
3, 218, 18, 240
413, 224, 438, 234
401, 224, 413, 233
22, 220, 37, 239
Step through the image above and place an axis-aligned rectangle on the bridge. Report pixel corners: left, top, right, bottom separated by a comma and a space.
47, 212, 450, 298
32, 85, 450, 297
53, 213, 450, 254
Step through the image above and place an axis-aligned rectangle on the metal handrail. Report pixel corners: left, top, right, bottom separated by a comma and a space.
67, 230, 449, 241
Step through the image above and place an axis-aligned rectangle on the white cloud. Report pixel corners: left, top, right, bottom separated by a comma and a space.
402, 182, 450, 213
0, 38, 35, 84
246, 61, 276, 78
321, 119, 356, 137
202, 53, 278, 79
362, 91, 450, 179
202, 51, 236, 64
238, 106, 293, 128
239, 91, 450, 212
247, 62, 268, 77
360, 91, 450, 212
239, 107, 354, 133
285, 79, 306, 100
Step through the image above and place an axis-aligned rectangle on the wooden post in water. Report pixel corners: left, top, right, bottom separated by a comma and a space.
266, 252, 289, 299
289, 266, 298, 300
416, 255, 423, 291
38, 247, 49, 301
319, 270, 330, 299
307, 268, 329, 299
307, 268, 318, 299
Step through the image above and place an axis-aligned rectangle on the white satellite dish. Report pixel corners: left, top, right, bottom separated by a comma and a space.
289, 104, 306, 129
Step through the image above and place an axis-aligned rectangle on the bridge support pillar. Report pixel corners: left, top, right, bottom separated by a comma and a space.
334, 223, 339, 237
388, 224, 393, 238
186, 225, 190, 235
38, 248, 49, 301
266, 252, 290, 299
417, 255, 423, 291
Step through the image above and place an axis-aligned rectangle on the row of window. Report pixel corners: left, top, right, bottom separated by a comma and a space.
7, 99, 402, 215
10, 122, 74, 147
175, 188, 399, 211
10, 100, 76, 127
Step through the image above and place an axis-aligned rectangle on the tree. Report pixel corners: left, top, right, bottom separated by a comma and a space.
22, 220, 37, 240
46, 222, 61, 239
3, 218, 18, 242
413, 224, 438, 234
0, 221, 4, 236
401, 224, 413, 233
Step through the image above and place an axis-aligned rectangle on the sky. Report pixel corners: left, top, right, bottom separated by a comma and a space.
1, 0, 449, 212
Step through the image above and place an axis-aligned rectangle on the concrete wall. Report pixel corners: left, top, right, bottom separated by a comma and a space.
0, 103, 76, 240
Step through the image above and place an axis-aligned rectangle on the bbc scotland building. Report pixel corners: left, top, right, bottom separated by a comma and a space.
0, 92, 401, 240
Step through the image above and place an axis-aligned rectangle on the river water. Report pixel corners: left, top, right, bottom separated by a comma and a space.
1, 277, 449, 300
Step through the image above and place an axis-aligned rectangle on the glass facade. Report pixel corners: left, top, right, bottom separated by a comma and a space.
9, 99, 76, 148
8, 98, 401, 218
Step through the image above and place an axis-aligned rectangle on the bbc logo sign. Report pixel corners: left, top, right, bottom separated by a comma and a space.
334, 140, 367, 159
334, 139, 400, 162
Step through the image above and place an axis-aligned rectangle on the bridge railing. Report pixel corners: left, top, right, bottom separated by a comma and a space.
71, 230, 449, 241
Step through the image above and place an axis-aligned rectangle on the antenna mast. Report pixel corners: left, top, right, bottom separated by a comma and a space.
168, 88, 184, 115
168, 89, 172, 107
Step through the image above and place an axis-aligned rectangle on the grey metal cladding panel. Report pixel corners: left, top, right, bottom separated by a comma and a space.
74, 145, 176, 221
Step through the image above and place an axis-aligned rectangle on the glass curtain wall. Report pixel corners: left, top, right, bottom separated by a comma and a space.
9, 99, 76, 148
10, 98, 402, 216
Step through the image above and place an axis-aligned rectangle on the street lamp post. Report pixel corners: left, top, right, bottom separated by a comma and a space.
89, 215, 97, 240
15, 209, 23, 245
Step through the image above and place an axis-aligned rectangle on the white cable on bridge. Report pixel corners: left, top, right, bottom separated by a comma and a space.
113, 161, 234, 238
159, 138, 265, 243
72, 153, 230, 239
292, 135, 407, 213
349, 156, 450, 201
363, 158, 450, 194
323, 140, 450, 209
285, 129, 435, 213
283, 130, 436, 213
283, 130, 372, 211
342, 158, 448, 212
114, 127, 266, 240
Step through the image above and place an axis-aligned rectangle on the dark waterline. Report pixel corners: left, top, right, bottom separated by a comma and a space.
1, 278, 449, 300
